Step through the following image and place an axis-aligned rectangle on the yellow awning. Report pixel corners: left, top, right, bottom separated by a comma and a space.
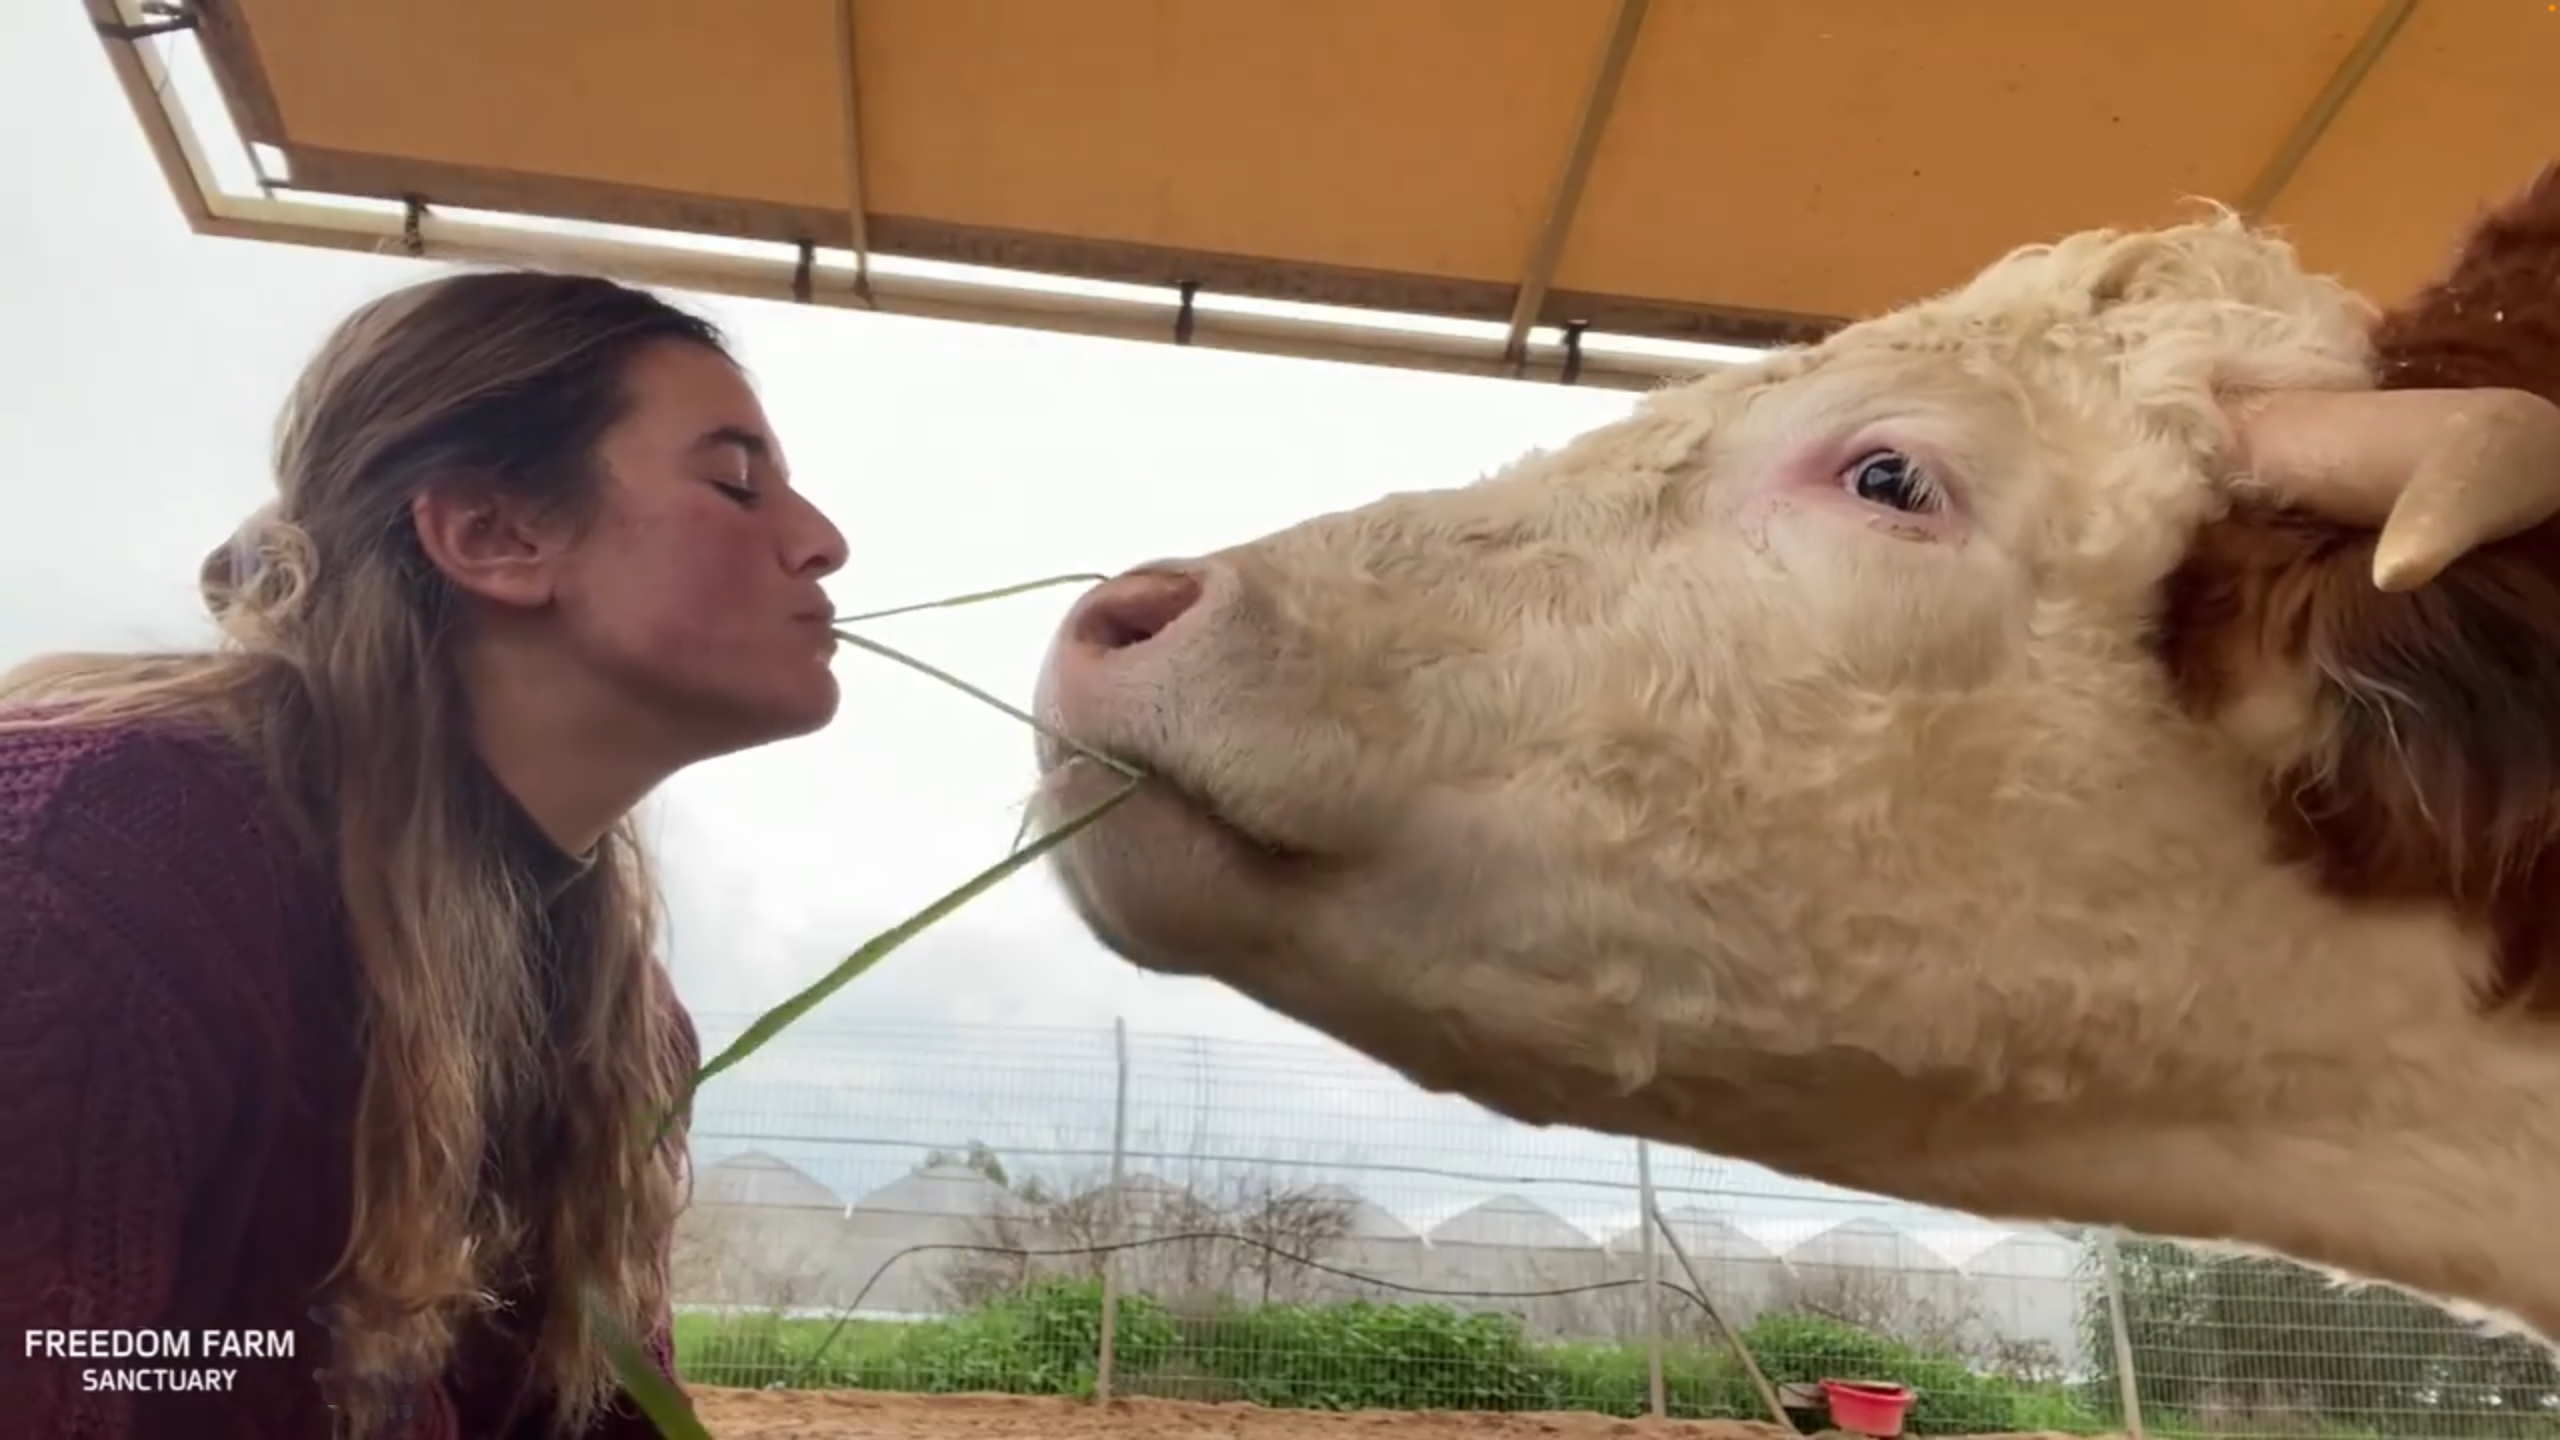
87, 0, 2555, 391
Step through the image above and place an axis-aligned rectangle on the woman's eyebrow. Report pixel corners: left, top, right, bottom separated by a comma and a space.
688, 424, 773, 463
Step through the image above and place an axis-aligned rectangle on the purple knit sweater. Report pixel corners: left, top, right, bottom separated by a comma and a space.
0, 714, 693, 1438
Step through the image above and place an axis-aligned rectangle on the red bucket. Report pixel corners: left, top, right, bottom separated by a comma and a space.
1820, 1378, 1914, 1437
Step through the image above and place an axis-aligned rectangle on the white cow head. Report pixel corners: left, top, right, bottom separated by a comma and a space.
1030, 208, 2560, 1337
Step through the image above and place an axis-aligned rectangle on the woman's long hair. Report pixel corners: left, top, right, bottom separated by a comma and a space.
0, 270, 717, 1435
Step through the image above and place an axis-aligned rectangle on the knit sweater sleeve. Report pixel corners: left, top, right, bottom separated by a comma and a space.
0, 863, 238, 1440
0, 723, 286, 1440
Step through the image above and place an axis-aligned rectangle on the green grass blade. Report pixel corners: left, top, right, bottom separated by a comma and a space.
596, 1297, 712, 1440
829, 627, 1141, 780
838, 572, 1106, 625
653, 775, 1142, 1145
599, 583, 1148, 1436
618, 774, 1142, 1433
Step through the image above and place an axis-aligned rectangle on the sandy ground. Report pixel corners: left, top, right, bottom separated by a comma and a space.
685, 1389, 2110, 1440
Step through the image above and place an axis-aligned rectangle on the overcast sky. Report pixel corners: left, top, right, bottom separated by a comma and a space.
0, 2, 2011, 1243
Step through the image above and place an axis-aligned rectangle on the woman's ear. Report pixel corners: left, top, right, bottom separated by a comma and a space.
410, 481, 566, 611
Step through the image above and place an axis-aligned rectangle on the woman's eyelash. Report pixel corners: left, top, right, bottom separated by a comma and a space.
710, 479, 759, 507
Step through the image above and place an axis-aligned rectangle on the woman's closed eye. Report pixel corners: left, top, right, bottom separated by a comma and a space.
709, 477, 760, 508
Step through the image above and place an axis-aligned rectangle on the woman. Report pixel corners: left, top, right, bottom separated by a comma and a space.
0, 270, 849, 1438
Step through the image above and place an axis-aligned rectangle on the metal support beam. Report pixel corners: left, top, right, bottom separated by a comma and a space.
83, 0, 215, 226
831, 0, 876, 304
1501, 0, 1649, 372
82, 0, 1739, 391
2237, 0, 2418, 222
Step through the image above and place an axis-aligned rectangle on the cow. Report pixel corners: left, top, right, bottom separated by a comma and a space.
1028, 166, 2560, 1340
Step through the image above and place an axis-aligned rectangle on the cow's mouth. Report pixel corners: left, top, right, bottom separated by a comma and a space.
1033, 732, 1326, 977
1161, 773, 1314, 864
1035, 735, 1315, 866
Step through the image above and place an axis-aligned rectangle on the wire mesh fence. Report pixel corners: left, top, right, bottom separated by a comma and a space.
669, 1015, 2559, 1438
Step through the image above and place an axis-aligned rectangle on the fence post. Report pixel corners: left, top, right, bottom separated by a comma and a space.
1094, 1017, 1132, 1402
1635, 1140, 1666, 1420
2094, 1228, 2148, 1440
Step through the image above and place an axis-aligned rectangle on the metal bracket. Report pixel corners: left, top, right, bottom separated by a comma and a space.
1502, 0, 1650, 373
97, 1, 198, 42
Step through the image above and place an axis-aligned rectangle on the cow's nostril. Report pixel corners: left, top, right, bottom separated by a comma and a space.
1070, 568, 1204, 652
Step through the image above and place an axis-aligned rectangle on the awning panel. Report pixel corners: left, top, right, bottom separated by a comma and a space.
97, 0, 2560, 384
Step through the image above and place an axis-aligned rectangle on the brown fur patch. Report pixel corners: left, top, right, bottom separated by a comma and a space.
2157, 163, 2560, 1010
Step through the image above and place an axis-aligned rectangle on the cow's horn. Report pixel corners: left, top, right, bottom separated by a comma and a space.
2226, 387, 2560, 591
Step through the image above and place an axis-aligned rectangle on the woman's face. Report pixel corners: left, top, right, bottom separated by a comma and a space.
542, 337, 849, 757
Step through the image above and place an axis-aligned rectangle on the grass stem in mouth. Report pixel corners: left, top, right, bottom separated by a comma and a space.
837, 571, 1108, 625
603, 574, 1146, 1437
827, 628, 1143, 783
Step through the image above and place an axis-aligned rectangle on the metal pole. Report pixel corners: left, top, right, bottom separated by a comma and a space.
2095, 1229, 2149, 1440
1094, 1017, 1133, 1401
1654, 1203, 1789, 1427
1635, 1141, 1666, 1419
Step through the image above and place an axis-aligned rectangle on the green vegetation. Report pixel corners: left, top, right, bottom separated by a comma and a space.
2084, 1240, 2560, 1440
677, 1261, 2560, 1438
674, 1279, 2112, 1431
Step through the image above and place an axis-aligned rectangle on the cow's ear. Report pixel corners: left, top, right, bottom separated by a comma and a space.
2161, 162, 2560, 1011
2162, 497, 2560, 1011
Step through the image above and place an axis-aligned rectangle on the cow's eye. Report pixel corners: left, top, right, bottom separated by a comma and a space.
1843, 450, 1940, 513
